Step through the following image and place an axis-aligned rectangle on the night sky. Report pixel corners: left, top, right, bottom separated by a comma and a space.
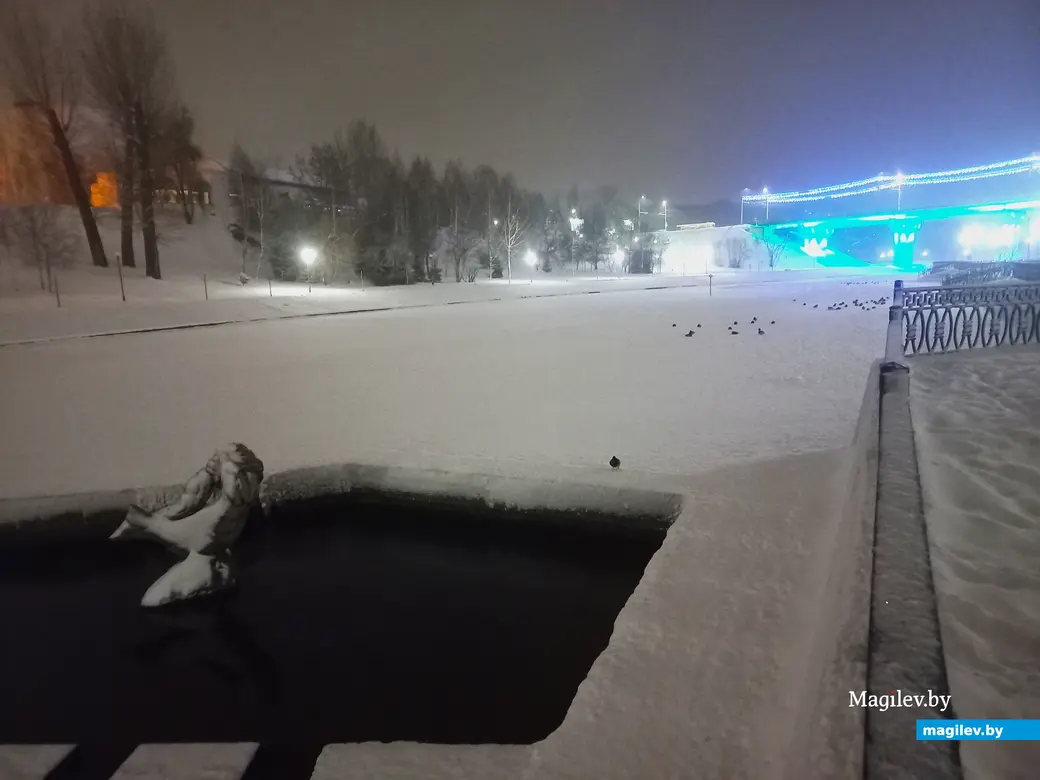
150, 0, 1040, 203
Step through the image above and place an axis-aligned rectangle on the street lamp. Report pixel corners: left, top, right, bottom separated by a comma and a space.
762, 187, 770, 221
659, 199, 668, 231
895, 171, 904, 208
637, 195, 647, 234
299, 245, 317, 292
524, 248, 538, 282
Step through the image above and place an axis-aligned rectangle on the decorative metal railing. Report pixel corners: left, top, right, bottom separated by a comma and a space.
941, 263, 1013, 286
885, 280, 1040, 359
902, 283, 1040, 308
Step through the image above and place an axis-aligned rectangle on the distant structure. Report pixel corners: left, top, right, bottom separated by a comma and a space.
668, 199, 741, 229
0, 102, 117, 208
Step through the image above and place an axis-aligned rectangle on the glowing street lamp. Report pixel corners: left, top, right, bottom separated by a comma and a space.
659, 199, 668, 230
523, 248, 538, 282
299, 245, 318, 291
637, 195, 647, 233
762, 187, 770, 221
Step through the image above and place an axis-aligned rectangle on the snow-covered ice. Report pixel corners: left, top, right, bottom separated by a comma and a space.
910, 346, 1040, 780
0, 278, 890, 499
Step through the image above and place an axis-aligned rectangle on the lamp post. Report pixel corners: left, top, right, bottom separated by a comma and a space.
762, 187, 770, 221
300, 245, 317, 292
659, 199, 668, 231
524, 248, 537, 283
637, 195, 647, 234
740, 188, 750, 224
491, 218, 499, 279
895, 171, 904, 209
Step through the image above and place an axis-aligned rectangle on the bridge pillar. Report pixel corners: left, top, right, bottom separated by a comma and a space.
890, 220, 922, 270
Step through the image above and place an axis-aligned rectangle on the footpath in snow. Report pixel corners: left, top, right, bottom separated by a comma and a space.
0, 268, 899, 345
910, 346, 1040, 780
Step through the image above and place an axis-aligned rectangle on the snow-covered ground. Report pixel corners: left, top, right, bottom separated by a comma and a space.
0, 274, 893, 779
0, 269, 898, 346
0, 277, 891, 499
909, 346, 1040, 780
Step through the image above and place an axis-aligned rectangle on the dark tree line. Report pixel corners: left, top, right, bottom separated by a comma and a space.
229, 121, 647, 285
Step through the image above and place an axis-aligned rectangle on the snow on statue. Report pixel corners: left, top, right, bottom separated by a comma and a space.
110, 443, 264, 607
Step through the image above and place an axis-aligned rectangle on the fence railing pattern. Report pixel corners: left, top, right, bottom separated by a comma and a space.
934, 260, 1040, 286
885, 280, 1040, 359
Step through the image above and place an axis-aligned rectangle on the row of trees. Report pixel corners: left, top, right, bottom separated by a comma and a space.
0, 2, 202, 280
229, 122, 653, 286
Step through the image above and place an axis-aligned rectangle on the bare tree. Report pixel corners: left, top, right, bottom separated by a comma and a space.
500, 190, 529, 282
441, 160, 476, 282
0, 4, 109, 268
82, 2, 176, 279
756, 232, 787, 269
725, 236, 751, 269
14, 206, 81, 292
155, 104, 201, 225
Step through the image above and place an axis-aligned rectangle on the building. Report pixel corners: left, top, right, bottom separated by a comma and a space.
0, 102, 117, 208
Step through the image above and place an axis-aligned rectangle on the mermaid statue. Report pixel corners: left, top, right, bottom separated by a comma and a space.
111, 444, 264, 607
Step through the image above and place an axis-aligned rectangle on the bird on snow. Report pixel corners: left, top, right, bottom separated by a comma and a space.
685, 330, 694, 337
770, 320, 775, 324
758, 328, 765, 335
609, 456, 621, 470
672, 323, 676, 327
730, 330, 739, 335
697, 323, 702, 328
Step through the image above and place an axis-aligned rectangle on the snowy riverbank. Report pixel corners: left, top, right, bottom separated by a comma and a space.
910, 346, 1040, 780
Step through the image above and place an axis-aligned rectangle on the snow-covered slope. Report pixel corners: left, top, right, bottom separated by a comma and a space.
910, 346, 1040, 780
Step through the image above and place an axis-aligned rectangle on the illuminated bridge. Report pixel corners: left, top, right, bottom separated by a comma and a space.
741, 156, 1040, 270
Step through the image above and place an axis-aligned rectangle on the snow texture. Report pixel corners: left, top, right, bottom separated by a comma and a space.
910, 346, 1040, 780
0, 277, 892, 500
0, 745, 73, 780
108, 743, 257, 779
868, 364, 960, 780
523, 447, 873, 780
0, 264, 897, 347
0, 276, 894, 779
312, 743, 531, 780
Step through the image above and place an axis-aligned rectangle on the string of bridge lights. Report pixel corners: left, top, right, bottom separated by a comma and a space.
742, 155, 1040, 206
